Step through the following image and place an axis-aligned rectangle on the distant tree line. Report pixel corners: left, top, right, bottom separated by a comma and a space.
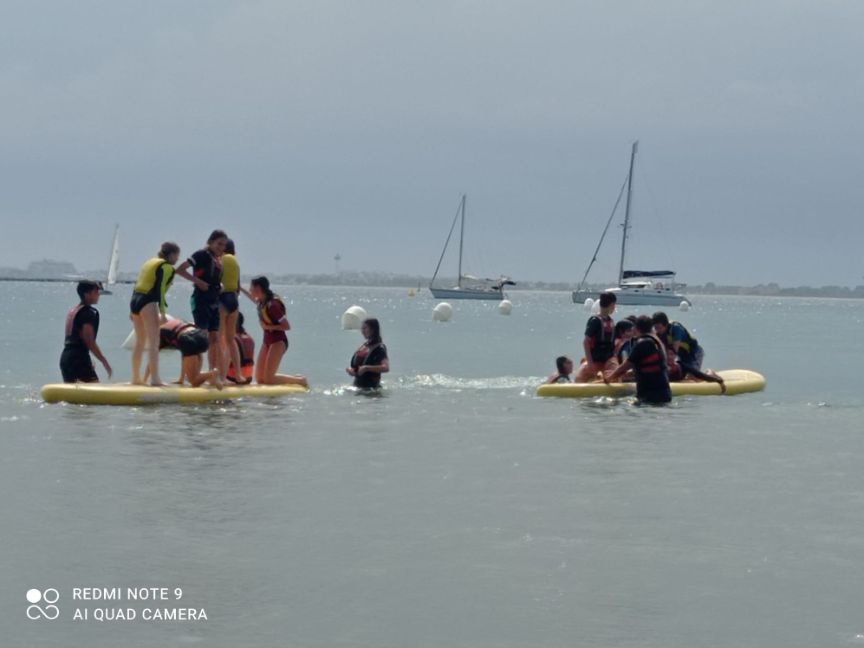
2, 262, 864, 298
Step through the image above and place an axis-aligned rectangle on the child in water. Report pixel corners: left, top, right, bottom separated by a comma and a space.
60, 280, 112, 383
545, 356, 574, 384
347, 318, 389, 389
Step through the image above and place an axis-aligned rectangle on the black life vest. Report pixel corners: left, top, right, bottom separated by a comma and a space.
64, 304, 98, 349
632, 335, 666, 375
159, 320, 195, 349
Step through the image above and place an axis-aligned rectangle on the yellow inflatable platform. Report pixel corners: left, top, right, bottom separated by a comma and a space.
41, 382, 309, 406
536, 369, 766, 399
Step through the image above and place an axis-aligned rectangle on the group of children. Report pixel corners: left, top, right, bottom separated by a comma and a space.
62, 243, 724, 402
546, 291, 725, 404
59, 229, 391, 390
61, 230, 306, 389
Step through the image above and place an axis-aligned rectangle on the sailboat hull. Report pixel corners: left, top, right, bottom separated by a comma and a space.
430, 287, 505, 300
572, 287, 690, 306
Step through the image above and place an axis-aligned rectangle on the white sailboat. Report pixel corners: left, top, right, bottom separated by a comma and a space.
429, 194, 515, 300
572, 142, 691, 307
101, 224, 120, 295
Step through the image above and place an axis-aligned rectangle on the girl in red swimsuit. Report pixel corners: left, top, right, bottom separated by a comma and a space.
248, 276, 308, 388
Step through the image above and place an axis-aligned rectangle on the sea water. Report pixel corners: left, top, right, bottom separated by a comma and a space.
1, 281, 863, 647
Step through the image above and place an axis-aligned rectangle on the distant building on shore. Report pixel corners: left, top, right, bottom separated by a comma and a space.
26, 260, 80, 279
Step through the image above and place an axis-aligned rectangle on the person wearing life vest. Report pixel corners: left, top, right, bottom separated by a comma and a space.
544, 356, 574, 384
574, 291, 618, 382
613, 319, 636, 364
60, 280, 112, 383
130, 241, 180, 386
226, 312, 255, 384
347, 318, 389, 389
145, 318, 217, 387
249, 276, 308, 387
605, 315, 671, 404
652, 312, 725, 392
219, 238, 248, 383
175, 230, 228, 381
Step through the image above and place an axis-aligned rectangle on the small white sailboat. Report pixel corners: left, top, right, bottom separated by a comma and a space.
429, 194, 515, 300
101, 224, 120, 295
572, 142, 690, 307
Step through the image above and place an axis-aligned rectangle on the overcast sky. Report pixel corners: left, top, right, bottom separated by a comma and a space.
1, 0, 862, 285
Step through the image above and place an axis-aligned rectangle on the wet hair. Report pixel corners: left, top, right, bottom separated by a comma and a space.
614, 320, 634, 339
159, 241, 180, 259
207, 229, 228, 244
362, 318, 382, 345
555, 355, 571, 373
237, 311, 246, 333
652, 312, 670, 327
598, 292, 617, 308
224, 238, 235, 255
76, 280, 100, 301
635, 315, 654, 334
250, 276, 274, 302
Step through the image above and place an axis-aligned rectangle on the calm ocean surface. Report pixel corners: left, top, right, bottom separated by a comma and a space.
1, 281, 863, 647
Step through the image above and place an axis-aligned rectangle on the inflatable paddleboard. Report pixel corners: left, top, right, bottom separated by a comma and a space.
42, 382, 309, 406
536, 369, 766, 399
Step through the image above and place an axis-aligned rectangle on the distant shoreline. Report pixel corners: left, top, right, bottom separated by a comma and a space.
2, 276, 863, 300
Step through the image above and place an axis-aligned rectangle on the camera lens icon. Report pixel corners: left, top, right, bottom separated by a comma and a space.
26, 588, 60, 620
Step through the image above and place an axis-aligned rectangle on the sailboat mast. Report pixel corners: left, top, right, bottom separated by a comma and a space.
457, 194, 466, 288
107, 223, 120, 285
618, 141, 638, 285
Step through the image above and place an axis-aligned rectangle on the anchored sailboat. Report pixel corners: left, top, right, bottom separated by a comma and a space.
429, 194, 515, 300
101, 224, 120, 295
572, 142, 690, 307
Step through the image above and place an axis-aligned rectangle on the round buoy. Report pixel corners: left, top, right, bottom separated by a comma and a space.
408, 289, 416, 297
498, 299, 513, 315
590, 300, 601, 315
679, 301, 691, 312
432, 302, 453, 322
583, 298, 594, 312
341, 305, 368, 330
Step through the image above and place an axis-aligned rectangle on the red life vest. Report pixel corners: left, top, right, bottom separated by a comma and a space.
64, 304, 85, 339
632, 335, 666, 374
64, 303, 98, 349
587, 314, 615, 361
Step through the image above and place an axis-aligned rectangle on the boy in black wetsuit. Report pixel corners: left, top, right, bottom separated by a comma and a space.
60, 281, 112, 383
605, 315, 671, 404
574, 291, 617, 382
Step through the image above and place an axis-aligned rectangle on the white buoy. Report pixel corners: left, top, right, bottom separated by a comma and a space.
341, 305, 368, 330
498, 299, 513, 316
432, 302, 453, 322
583, 298, 594, 312
679, 301, 691, 312
591, 300, 601, 315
